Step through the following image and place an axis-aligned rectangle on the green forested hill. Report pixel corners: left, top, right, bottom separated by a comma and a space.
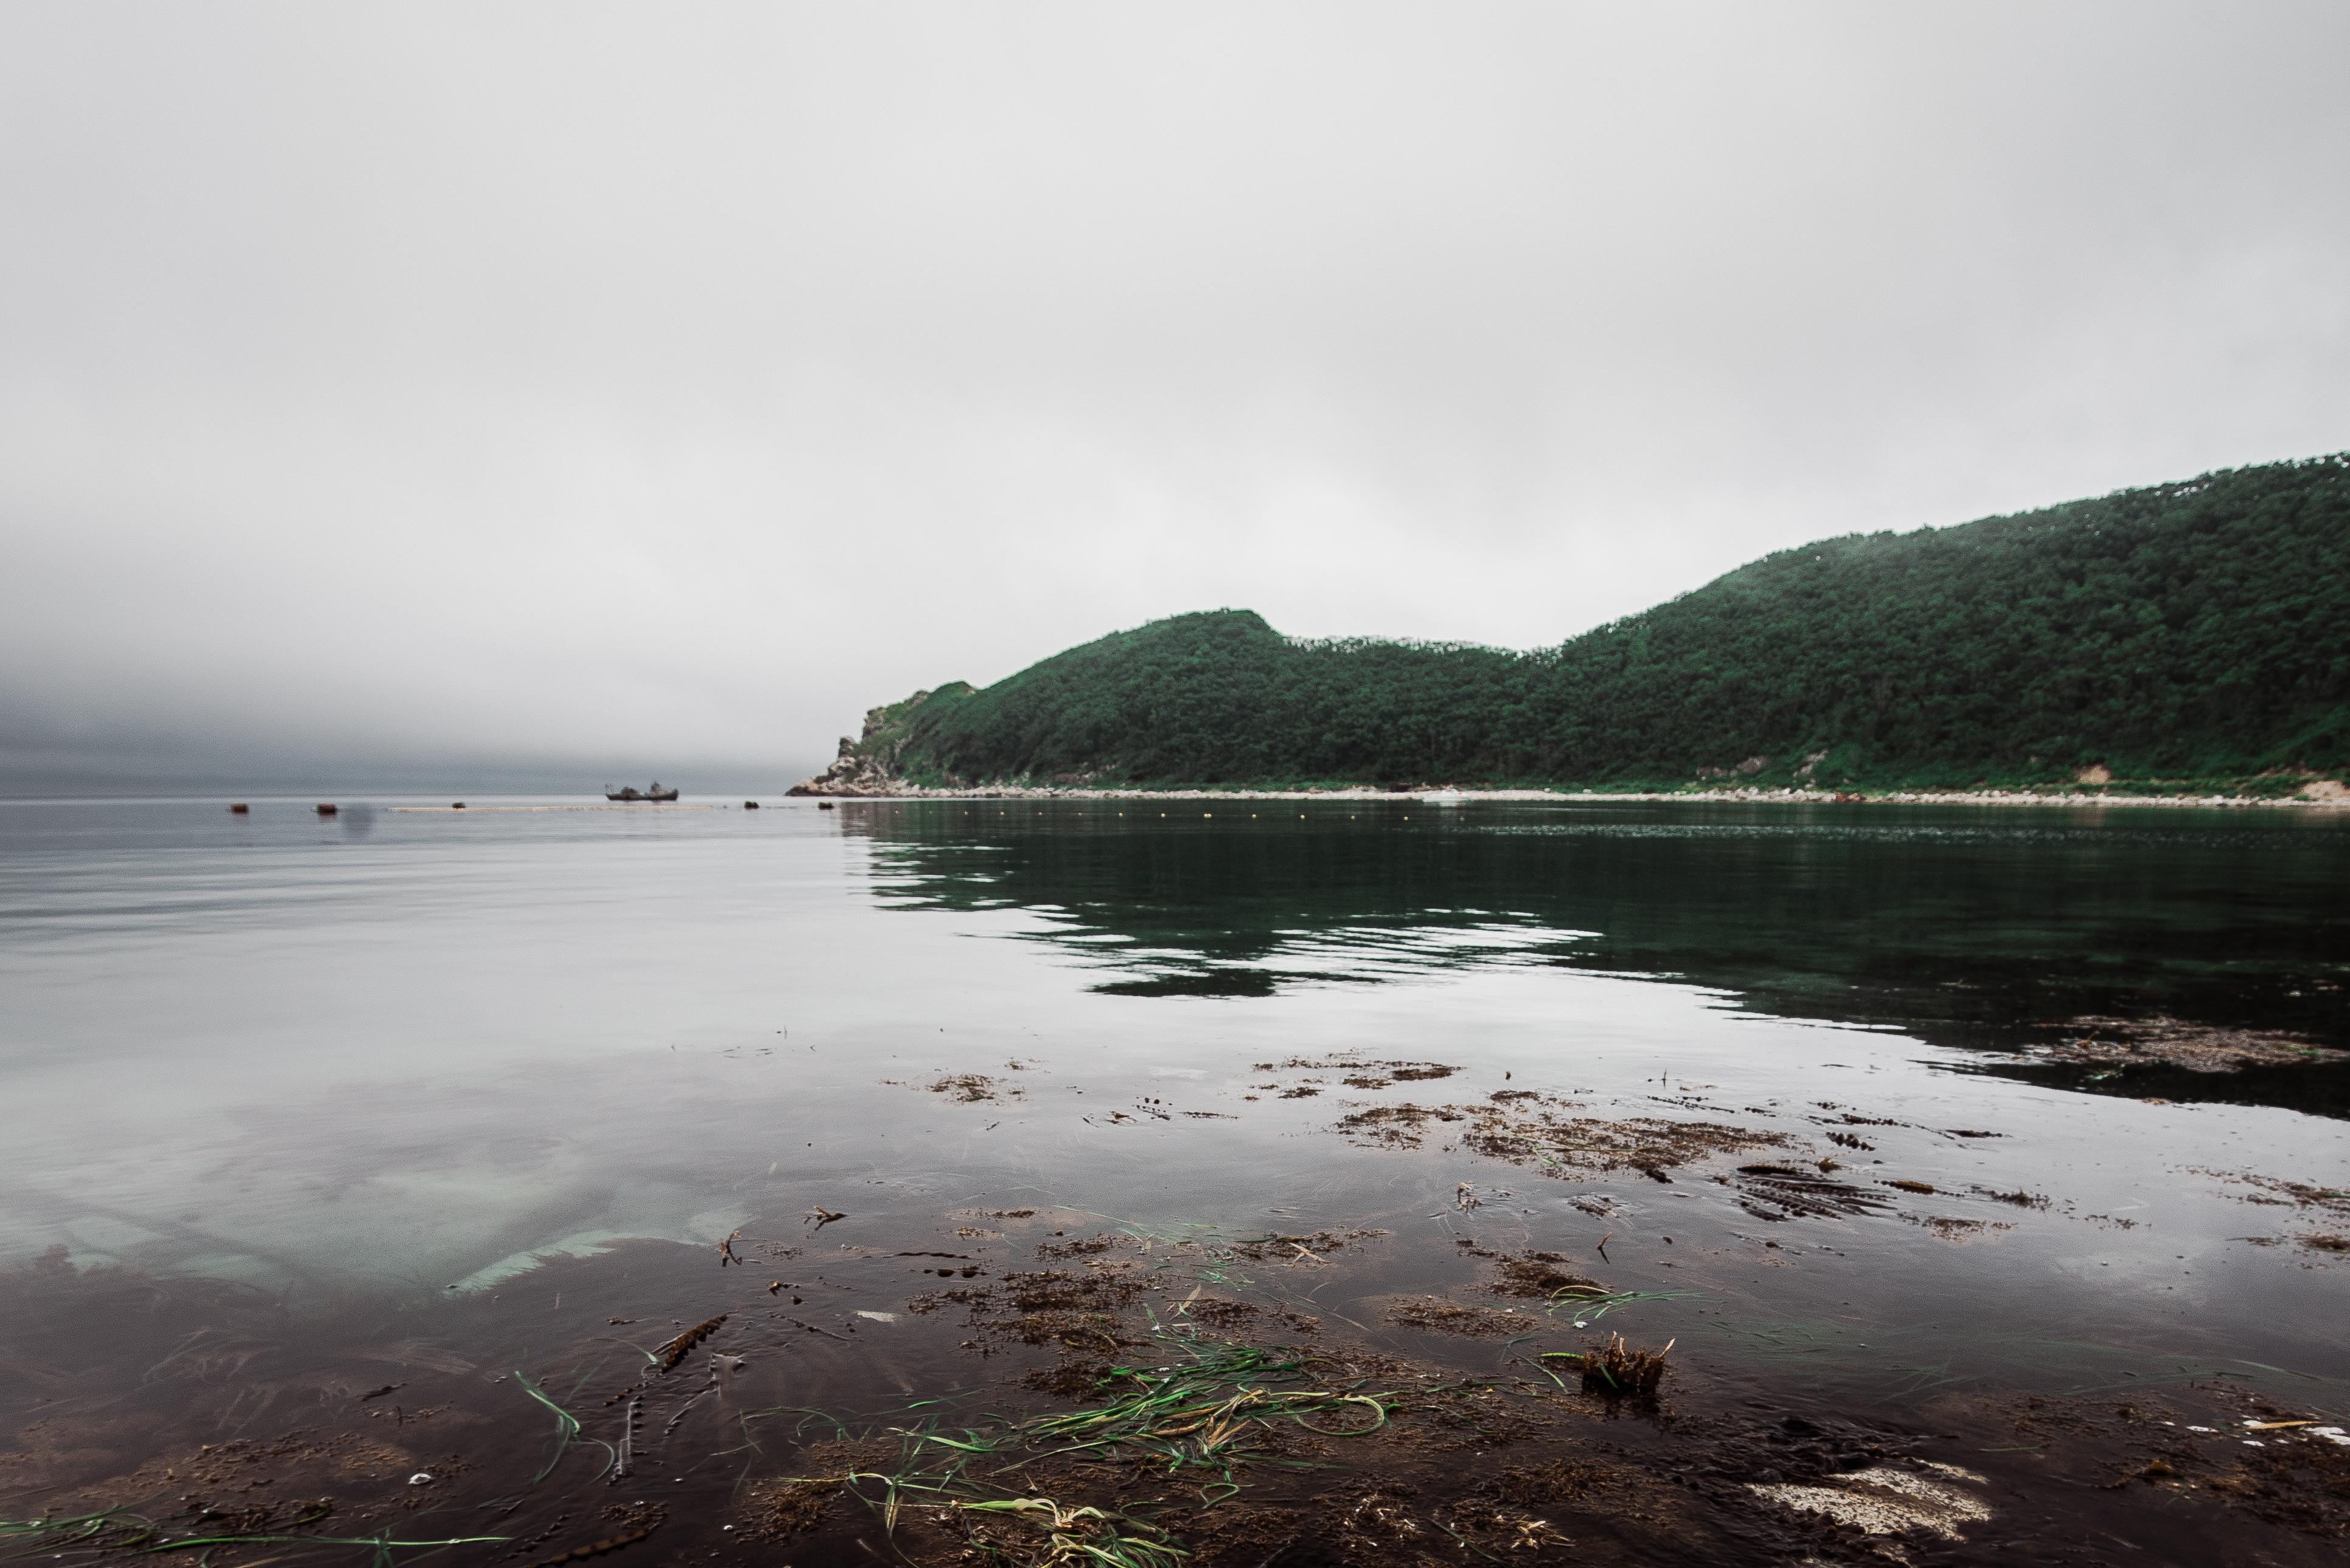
808, 454, 2350, 792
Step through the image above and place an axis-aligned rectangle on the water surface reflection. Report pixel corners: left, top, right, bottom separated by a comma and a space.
842, 798, 2350, 1113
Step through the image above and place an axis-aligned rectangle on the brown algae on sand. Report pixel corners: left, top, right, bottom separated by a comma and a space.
11, 1053, 2350, 1567
928, 1072, 1022, 1102
15, 1194, 2350, 1568
2035, 1016, 2350, 1073
1336, 1093, 1786, 1179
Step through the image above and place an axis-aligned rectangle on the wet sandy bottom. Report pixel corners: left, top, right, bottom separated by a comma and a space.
7, 1100, 2347, 1568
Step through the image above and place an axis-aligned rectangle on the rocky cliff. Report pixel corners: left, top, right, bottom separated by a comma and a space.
787, 685, 970, 795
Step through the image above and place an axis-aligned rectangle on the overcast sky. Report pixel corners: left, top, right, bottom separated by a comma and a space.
3, 2, 2345, 792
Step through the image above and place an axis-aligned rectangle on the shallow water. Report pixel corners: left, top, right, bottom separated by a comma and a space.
3, 796, 2346, 1564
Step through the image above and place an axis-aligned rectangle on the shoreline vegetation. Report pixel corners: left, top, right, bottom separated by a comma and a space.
793, 455, 2349, 803
791, 781, 2350, 807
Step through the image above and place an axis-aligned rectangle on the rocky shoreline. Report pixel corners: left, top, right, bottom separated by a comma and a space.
788, 706, 2350, 808
788, 778, 2349, 809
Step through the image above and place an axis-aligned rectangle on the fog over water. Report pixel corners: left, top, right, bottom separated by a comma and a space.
3, 3, 2346, 793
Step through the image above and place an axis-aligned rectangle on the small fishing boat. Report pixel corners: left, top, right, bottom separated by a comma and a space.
605, 782, 682, 802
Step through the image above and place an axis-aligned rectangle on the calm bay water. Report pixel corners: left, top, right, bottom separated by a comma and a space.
3, 795, 2346, 1563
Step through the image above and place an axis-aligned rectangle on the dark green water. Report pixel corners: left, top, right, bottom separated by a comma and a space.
2, 796, 2345, 1564
857, 798, 2350, 1112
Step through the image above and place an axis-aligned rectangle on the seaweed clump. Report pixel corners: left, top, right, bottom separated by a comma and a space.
1488, 1252, 1606, 1300
1335, 1104, 1465, 1147
1337, 1095, 1785, 1176
743, 1442, 897, 1539
1384, 1298, 1541, 1337
655, 1315, 726, 1373
929, 1073, 1019, 1102
906, 1266, 1158, 1358
1573, 1333, 1673, 1397
2037, 1017, 2349, 1074
1732, 1164, 1892, 1221
2192, 1169, 2350, 1253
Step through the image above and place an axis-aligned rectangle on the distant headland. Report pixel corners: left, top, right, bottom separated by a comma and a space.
793, 455, 2350, 804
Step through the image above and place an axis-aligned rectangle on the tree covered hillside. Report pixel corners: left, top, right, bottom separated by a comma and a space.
806, 454, 2349, 792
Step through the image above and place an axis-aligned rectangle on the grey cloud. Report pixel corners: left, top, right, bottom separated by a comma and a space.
2, 2, 2345, 791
